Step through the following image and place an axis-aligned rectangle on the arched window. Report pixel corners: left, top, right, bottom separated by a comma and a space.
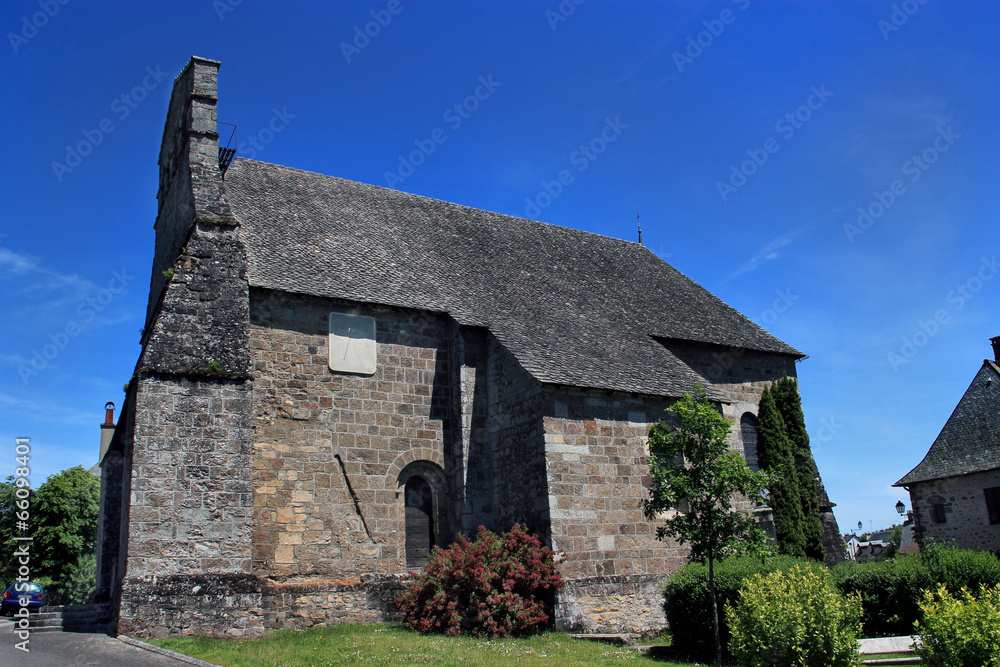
404, 476, 435, 569
740, 412, 759, 472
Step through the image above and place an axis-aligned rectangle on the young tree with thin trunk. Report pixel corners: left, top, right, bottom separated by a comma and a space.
643, 388, 770, 667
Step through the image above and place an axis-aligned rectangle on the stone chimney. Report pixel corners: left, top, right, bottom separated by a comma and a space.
991, 335, 1000, 363
99, 402, 115, 463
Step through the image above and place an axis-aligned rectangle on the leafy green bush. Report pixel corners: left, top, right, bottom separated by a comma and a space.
34, 554, 96, 605
662, 554, 824, 662
396, 524, 563, 637
915, 584, 1000, 666
727, 565, 863, 667
832, 544, 1000, 637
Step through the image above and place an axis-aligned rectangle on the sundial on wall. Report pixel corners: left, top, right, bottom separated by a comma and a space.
328, 313, 376, 375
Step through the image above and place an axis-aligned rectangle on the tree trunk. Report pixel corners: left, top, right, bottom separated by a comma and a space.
709, 552, 721, 667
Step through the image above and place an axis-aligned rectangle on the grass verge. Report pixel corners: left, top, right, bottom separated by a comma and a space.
148, 623, 689, 666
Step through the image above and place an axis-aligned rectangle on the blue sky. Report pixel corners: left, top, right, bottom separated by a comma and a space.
1, 0, 997, 535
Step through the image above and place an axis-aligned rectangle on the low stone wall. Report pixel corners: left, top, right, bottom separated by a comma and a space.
117, 573, 407, 638
555, 574, 666, 635
119, 574, 266, 638
118, 570, 667, 637
259, 576, 406, 630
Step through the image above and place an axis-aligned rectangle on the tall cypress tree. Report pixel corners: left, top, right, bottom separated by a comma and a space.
771, 376, 825, 561
755, 386, 807, 557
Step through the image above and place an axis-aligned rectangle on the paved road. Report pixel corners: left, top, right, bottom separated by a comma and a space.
0, 618, 219, 667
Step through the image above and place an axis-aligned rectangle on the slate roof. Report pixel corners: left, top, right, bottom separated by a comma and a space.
896, 359, 1000, 486
224, 158, 802, 398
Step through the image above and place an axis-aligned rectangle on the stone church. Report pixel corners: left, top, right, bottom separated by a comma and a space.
95, 56, 816, 637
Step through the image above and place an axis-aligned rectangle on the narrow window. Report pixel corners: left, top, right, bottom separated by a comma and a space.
985, 487, 1000, 525
404, 476, 435, 569
740, 413, 759, 472
932, 502, 947, 524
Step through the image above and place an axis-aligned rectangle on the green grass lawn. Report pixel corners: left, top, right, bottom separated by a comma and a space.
148, 623, 692, 667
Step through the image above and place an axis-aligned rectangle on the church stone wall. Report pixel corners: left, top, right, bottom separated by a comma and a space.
116, 284, 806, 637
488, 338, 549, 535
909, 470, 1000, 552
541, 387, 680, 634
451, 327, 495, 536
540, 345, 799, 635
249, 288, 455, 581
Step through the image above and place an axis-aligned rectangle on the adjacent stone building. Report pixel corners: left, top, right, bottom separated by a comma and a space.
895, 337, 1000, 552
96, 56, 816, 638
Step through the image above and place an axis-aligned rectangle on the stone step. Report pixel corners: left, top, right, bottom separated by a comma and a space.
8, 603, 112, 633
571, 633, 639, 645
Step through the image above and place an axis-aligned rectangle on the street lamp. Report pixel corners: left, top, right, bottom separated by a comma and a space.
895, 500, 906, 516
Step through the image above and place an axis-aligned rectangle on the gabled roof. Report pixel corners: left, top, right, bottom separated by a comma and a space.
896, 359, 1000, 486
224, 158, 802, 397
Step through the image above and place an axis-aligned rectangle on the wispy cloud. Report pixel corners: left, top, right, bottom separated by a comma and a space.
0, 247, 100, 312
871, 95, 952, 133
0, 392, 97, 427
723, 226, 807, 283
0, 247, 39, 274
0, 246, 115, 317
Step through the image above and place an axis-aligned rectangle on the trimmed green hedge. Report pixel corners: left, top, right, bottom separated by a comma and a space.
832, 544, 1000, 637
663, 555, 824, 662
663, 545, 1000, 661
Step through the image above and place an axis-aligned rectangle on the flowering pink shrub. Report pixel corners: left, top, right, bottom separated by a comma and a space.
396, 523, 564, 637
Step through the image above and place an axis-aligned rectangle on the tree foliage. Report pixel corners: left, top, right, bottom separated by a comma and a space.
0, 467, 100, 603
643, 388, 770, 667
771, 376, 825, 560
34, 467, 100, 586
756, 386, 808, 557
0, 478, 31, 582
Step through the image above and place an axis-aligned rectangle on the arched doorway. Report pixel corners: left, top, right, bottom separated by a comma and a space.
405, 476, 435, 569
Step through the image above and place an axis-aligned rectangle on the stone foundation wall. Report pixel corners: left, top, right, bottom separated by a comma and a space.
555, 575, 666, 635
120, 570, 664, 639
260, 576, 406, 629
119, 574, 265, 638
117, 573, 407, 638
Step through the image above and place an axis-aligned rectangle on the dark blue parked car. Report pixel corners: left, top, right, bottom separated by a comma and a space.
1, 582, 46, 615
